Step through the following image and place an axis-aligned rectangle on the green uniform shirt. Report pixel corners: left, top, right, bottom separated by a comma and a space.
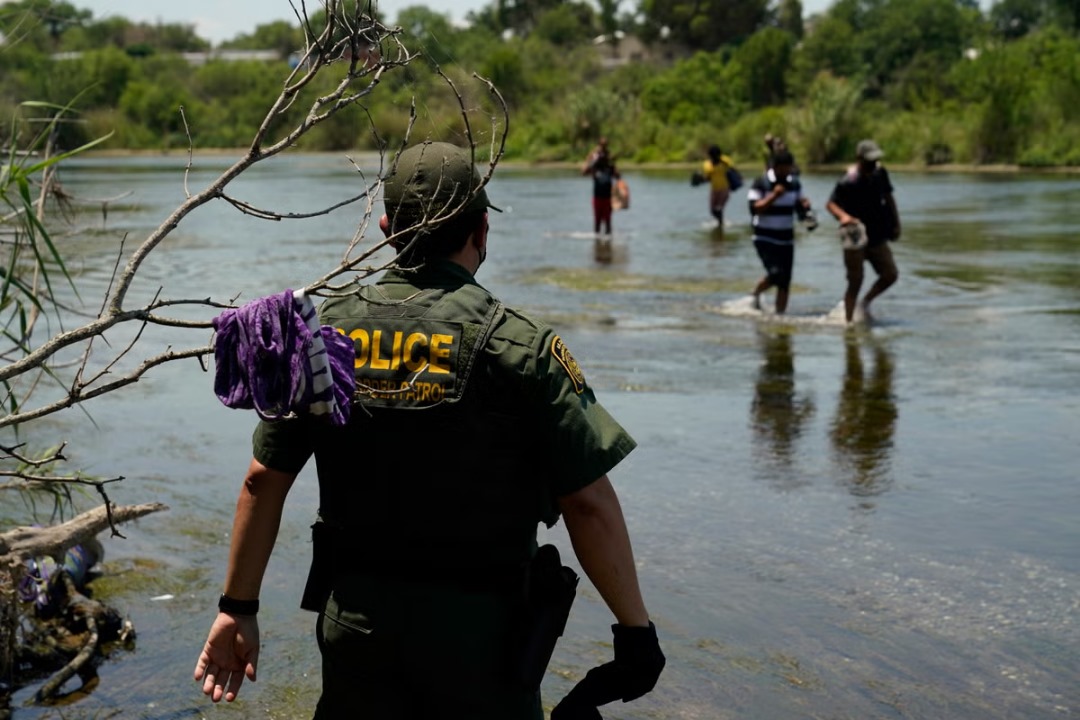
252, 260, 635, 566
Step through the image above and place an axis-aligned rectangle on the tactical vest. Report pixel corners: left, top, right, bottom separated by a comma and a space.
333, 280, 503, 409
304, 277, 554, 602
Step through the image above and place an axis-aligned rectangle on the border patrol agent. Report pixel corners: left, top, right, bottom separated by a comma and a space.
194, 142, 664, 719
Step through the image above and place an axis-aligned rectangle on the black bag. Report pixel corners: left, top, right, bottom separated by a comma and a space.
725, 166, 743, 191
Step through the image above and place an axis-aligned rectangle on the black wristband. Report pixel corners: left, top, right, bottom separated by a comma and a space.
218, 593, 259, 616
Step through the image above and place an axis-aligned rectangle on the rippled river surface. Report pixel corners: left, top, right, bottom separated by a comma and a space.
9, 154, 1079, 719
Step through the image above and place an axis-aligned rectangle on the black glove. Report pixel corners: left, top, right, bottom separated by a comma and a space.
551, 622, 665, 719
550, 698, 602, 720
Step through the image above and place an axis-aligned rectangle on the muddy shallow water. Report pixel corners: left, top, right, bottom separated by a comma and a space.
7, 154, 1078, 718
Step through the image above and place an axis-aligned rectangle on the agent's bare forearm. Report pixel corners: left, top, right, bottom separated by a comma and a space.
222, 459, 296, 601
559, 475, 650, 627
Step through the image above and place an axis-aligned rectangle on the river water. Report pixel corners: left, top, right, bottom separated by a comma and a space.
7, 154, 1079, 719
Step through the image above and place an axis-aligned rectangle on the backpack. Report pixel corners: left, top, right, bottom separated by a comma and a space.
726, 165, 744, 191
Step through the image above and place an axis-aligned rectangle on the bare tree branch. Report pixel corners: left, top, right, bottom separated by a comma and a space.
1, 0, 510, 536
218, 184, 377, 221
1, 3, 514, 698
0, 441, 67, 466
0, 502, 168, 562
34, 573, 100, 702
1, 345, 212, 429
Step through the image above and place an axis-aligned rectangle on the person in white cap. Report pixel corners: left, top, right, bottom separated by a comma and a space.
825, 139, 902, 323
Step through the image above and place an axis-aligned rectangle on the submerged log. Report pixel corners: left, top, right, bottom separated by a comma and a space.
0, 502, 168, 567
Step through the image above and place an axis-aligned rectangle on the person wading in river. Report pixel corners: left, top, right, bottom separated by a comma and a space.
701, 144, 737, 227
825, 139, 901, 323
582, 137, 621, 236
748, 150, 813, 314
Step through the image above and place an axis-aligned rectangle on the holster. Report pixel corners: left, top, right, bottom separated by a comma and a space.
300, 520, 339, 612
516, 544, 579, 690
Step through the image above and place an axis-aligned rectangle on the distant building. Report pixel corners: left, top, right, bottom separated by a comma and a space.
289, 42, 381, 71
593, 33, 691, 69
50, 49, 285, 65
180, 49, 283, 66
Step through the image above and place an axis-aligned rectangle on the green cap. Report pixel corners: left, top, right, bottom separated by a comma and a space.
383, 142, 500, 223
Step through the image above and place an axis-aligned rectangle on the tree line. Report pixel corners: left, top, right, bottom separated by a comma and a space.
3, 0, 1080, 166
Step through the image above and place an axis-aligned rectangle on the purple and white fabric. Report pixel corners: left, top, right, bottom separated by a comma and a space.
212, 289, 355, 426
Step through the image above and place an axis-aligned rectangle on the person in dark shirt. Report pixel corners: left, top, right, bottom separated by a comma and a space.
826, 140, 902, 323
582, 137, 621, 236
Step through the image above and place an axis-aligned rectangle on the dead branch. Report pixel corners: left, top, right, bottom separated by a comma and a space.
0, 8, 413, 415
2, 345, 212, 429
1, 0, 510, 493
0, 502, 167, 565
0, 472, 122, 485
33, 573, 99, 703
218, 185, 377, 221
0, 441, 67, 466
1, 3, 515, 704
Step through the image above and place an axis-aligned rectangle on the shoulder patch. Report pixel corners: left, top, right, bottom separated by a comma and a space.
551, 335, 586, 394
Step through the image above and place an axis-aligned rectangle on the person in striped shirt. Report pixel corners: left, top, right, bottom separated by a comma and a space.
747, 150, 813, 314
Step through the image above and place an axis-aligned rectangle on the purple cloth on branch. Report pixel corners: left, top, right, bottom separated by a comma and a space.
212, 289, 354, 425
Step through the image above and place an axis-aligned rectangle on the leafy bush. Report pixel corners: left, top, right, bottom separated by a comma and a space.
794, 72, 864, 163
723, 107, 790, 167
640, 51, 748, 127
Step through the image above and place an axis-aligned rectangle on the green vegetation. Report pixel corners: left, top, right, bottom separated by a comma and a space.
4, 0, 1080, 166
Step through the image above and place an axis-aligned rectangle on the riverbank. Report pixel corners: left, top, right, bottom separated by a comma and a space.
78, 148, 1080, 176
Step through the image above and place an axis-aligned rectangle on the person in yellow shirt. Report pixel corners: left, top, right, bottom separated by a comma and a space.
701, 144, 740, 227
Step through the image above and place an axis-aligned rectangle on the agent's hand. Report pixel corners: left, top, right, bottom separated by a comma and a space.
551, 623, 665, 719
551, 701, 603, 720
194, 612, 260, 703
